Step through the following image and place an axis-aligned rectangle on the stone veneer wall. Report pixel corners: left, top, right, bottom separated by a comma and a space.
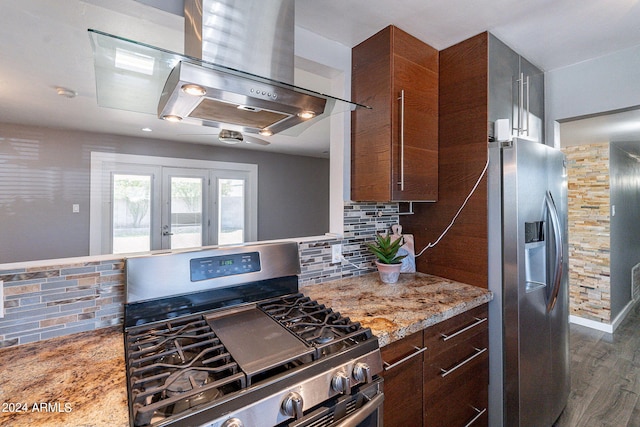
563, 143, 611, 323
0, 201, 398, 347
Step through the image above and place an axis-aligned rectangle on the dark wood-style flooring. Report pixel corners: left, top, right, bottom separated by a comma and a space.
554, 303, 640, 427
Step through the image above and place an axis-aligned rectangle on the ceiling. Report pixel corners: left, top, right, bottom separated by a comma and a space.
2, 0, 640, 155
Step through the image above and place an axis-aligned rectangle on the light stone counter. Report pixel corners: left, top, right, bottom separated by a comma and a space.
301, 272, 493, 347
0, 272, 491, 426
0, 326, 128, 427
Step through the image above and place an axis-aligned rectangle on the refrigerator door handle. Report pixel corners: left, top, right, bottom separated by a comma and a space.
545, 191, 564, 312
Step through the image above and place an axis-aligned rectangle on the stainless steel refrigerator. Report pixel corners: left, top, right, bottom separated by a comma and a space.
488, 137, 570, 426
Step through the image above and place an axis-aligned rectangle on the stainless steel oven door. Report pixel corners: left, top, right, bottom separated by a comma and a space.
289, 377, 383, 427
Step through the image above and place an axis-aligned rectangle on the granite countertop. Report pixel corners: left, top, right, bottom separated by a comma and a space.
0, 272, 491, 426
0, 327, 128, 427
302, 272, 493, 347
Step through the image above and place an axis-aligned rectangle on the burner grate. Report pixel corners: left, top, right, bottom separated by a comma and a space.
258, 293, 373, 358
125, 313, 246, 426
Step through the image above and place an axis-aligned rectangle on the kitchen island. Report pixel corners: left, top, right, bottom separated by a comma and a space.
0, 272, 490, 427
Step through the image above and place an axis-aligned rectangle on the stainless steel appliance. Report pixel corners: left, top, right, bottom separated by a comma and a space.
88, 0, 369, 140
488, 137, 570, 426
123, 241, 383, 427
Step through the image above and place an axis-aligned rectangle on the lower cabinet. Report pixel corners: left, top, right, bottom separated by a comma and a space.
380, 332, 425, 426
380, 304, 489, 427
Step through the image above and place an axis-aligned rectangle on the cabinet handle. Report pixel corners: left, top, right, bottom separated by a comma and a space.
464, 406, 487, 427
440, 317, 487, 342
439, 347, 487, 378
383, 345, 427, 371
518, 72, 524, 135
524, 75, 530, 136
397, 89, 405, 191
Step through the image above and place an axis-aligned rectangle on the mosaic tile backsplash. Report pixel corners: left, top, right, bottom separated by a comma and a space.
0, 202, 399, 347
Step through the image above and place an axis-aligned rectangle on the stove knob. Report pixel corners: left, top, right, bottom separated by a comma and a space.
331, 371, 351, 394
353, 362, 372, 384
221, 418, 243, 427
281, 391, 304, 420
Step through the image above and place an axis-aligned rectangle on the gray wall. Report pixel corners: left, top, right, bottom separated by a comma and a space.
546, 44, 640, 320
0, 123, 328, 263
546, 43, 640, 146
610, 142, 640, 317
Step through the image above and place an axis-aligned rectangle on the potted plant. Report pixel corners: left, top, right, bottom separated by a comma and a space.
367, 232, 406, 284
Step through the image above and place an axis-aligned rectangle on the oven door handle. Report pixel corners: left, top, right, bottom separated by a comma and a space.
334, 392, 384, 427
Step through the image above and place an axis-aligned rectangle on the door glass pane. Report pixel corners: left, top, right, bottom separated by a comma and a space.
219, 179, 244, 244
171, 176, 203, 249
112, 174, 151, 254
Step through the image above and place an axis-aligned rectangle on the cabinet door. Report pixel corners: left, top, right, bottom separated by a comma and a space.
351, 25, 438, 202
520, 56, 544, 143
380, 332, 425, 426
488, 34, 519, 141
391, 29, 438, 201
351, 27, 393, 201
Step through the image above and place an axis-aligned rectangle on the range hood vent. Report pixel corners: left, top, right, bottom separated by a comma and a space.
88, 0, 369, 137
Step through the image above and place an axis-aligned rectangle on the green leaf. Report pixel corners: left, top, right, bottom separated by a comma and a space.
367, 232, 406, 264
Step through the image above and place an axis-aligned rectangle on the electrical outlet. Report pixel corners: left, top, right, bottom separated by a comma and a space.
331, 244, 342, 263
0, 280, 4, 318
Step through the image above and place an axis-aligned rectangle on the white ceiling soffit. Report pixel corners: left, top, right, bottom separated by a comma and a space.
560, 108, 640, 147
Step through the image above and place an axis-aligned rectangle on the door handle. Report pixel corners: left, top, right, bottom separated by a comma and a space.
334, 392, 384, 427
545, 191, 563, 312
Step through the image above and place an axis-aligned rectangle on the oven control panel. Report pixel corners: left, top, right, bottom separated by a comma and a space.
190, 251, 261, 281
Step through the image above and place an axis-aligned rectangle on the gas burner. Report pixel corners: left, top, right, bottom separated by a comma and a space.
258, 294, 373, 358
314, 332, 335, 345
166, 370, 210, 396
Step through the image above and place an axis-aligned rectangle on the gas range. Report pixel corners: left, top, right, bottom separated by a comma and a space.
123, 242, 383, 427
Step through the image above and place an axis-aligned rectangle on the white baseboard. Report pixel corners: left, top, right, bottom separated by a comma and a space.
570, 315, 613, 333
569, 299, 636, 334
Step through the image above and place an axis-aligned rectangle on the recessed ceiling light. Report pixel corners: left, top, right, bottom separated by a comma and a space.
141, 127, 152, 132
115, 48, 155, 75
259, 129, 273, 136
55, 86, 77, 98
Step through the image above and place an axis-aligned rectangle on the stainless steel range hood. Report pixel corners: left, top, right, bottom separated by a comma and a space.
88, 0, 368, 137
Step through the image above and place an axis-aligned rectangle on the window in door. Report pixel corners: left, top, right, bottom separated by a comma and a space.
163, 169, 208, 250
217, 178, 245, 245
112, 173, 153, 254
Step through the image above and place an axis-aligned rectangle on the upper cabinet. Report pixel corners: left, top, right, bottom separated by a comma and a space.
488, 34, 544, 143
351, 25, 439, 202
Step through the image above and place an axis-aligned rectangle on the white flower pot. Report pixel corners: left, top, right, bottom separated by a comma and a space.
375, 261, 402, 284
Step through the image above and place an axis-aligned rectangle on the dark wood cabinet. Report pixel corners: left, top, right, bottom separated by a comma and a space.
380, 331, 425, 426
424, 304, 489, 427
379, 304, 489, 427
351, 25, 438, 202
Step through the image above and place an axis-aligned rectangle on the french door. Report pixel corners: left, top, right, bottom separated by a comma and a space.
161, 168, 209, 250
93, 159, 255, 255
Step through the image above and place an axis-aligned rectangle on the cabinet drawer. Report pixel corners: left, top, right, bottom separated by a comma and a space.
381, 333, 425, 426
424, 328, 488, 395
424, 304, 488, 357
425, 363, 488, 427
